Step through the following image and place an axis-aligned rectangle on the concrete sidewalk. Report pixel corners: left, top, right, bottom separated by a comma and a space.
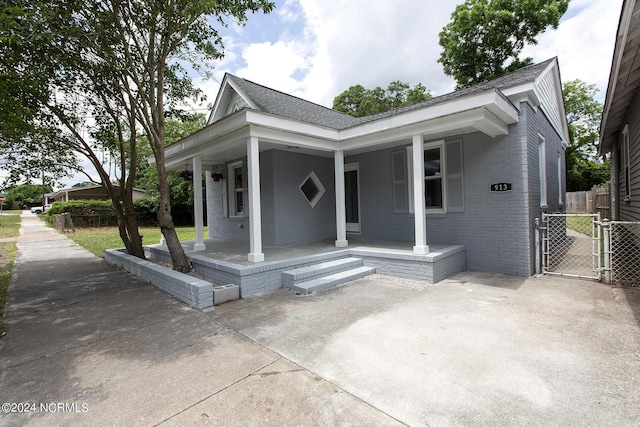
1, 212, 639, 426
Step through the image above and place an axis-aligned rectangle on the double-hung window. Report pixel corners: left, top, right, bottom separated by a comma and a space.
406, 139, 463, 214
538, 134, 547, 207
228, 161, 245, 217
423, 145, 444, 209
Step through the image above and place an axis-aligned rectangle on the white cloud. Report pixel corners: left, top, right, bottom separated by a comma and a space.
236, 39, 312, 95
296, 0, 459, 105
3, 0, 624, 189
209, 0, 621, 107
522, 0, 622, 101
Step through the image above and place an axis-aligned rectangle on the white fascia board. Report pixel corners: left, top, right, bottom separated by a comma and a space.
244, 110, 339, 142
338, 89, 518, 142
207, 74, 230, 125
162, 127, 252, 169
340, 108, 508, 151
207, 77, 258, 125
159, 110, 340, 167
157, 111, 250, 165
225, 79, 258, 110
486, 91, 521, 123
471, 109, 510, 137
501, 83, 540, 109
247, 125, 338, 152
542, 62, 571, 145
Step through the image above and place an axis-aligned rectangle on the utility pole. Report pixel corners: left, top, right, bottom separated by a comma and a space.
41, 168, 45, 209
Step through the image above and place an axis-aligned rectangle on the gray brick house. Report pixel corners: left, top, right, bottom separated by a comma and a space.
161, 58, 568, 285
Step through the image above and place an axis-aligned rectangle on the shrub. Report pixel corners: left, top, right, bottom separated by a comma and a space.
46, 200, 116, 216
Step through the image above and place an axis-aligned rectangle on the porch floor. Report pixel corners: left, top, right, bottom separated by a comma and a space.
145, 238, 466, 298
173, 237, 452, 266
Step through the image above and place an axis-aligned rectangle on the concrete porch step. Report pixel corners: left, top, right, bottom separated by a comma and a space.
286, 266, 375, 295
282, 257, 365, 287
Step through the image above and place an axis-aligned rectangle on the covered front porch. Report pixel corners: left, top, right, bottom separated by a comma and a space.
145, 237, 465, 297
157, 74, 519, 268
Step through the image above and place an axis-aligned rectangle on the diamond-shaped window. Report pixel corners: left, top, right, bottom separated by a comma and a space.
299, 171, 326, 208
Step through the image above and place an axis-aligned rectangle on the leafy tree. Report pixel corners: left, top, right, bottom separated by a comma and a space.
333, 81, 432, 117
1, 1, 147, 257
439, 0, 569, 88
72, 182, 96, 188
1, 0, 274, 271
563, 79, 610, 191
1, 183, 52, 210
135, 114, 208, 224
0, 5, 80, 188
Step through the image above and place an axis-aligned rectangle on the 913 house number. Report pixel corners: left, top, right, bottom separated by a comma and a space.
490, 183, 512, 192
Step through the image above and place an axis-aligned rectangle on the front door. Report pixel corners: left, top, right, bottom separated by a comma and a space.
345, 163, 360, 233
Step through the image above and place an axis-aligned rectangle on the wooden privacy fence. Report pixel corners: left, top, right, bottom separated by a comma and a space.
566, 185, 611, 220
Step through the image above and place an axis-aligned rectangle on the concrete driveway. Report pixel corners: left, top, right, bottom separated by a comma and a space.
1, 212, 639, 425
208, 272, 640, 426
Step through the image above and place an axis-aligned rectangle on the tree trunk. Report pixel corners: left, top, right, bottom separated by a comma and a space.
157, 162, 191, 272
105, 182, 145, 259
120, 189, 144, 258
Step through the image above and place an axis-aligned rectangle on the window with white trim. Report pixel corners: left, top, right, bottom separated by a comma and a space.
228, 161, 245, 217
623, 124, 631, 200
406, 139, 464, 213
299, 171, 326, 208
539, 134, 547, 207
557, 153, 563, 205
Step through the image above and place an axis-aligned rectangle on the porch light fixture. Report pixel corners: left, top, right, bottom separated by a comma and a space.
299, 171, 326, 208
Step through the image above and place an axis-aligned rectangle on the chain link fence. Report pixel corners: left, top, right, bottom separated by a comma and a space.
609, 221, 640, 286
538, 214, 639, 286
541, 214, 600, 279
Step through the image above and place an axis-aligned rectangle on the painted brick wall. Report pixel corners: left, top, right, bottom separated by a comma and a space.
348, 101, 565, 277
267, 150, 335, 245
205, 149, 336, 246
205, 165, 250, 241
522, 102, 567, 274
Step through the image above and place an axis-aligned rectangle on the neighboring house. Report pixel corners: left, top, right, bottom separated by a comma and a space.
599, 0, 640, 221
50, 185, 146, 203
162, 58, 568, 278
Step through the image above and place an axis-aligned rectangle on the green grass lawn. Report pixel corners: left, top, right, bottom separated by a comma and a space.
0, 211, 21, 336
565, 214, 596, 236
67, 226, 207, 258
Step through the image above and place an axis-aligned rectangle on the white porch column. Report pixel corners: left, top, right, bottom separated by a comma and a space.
192, 156, 205, 251
334, 149, 348, 247
247, 137, 264, 262
412, 134, 429, 254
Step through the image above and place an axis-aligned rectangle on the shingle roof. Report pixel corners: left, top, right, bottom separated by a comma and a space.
225, 58, 556, 130
226, 74, 360, 129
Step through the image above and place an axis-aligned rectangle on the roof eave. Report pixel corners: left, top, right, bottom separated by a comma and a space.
599, 0, 638, 155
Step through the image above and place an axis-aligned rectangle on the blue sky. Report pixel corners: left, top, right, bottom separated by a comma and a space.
191, 0, 622, 112
11, 0, 621, 189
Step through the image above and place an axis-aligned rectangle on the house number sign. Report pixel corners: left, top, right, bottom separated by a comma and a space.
490, 183, 512, 192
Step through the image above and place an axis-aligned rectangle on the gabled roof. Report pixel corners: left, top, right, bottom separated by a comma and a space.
599, 0, 640, 155
209, 74, 360, 130
162, 58, 567, 168
209, 58, 564, 136
354, 58, 558, 124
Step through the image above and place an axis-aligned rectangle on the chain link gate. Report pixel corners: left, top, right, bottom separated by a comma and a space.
538, 213, 601, 280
